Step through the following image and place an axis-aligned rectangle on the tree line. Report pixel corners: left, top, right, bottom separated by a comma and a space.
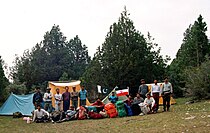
0, 9, 209, 102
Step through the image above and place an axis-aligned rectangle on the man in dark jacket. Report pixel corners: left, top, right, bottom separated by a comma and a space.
33, 87, 43, 109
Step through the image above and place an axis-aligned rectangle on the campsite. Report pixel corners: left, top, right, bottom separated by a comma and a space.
0, 0, 210, 133
0, 98, 210, 133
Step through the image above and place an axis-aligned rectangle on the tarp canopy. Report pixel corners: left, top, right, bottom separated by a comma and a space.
49, 80, 91, 108
0, 93, 34, 116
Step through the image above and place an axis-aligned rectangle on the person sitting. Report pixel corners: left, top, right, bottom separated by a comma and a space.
33, 104, 49, 123
133, 93, 144, 105
144, 93, 156, 113
91, 98, 105, 113
108, 92, 118, 104
124, 95, 133, 106
131, 93, 144, 115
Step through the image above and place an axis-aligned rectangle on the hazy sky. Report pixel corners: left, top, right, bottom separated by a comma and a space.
0, 0, 210, 68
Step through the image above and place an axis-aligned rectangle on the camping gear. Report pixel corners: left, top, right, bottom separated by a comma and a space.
131, 104, 141, 115
99, 111, 108, 118
48, 80, 91, 108
115, 101, 127, 117
13, 112, 23, 118
124, 104, 133, 116
0, 93, 34, 116
78, 106, 88, 120
86, 106, 97, 112
88, 111, 103, 119
104, 103, 118, 118
139, 103, 149, 115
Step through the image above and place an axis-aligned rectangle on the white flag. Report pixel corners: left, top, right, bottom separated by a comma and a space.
97, 85, 102, 93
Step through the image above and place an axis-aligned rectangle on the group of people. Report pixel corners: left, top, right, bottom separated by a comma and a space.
32, 85, 87, 123
32, 77, 173, 123
109, 77, 173, 115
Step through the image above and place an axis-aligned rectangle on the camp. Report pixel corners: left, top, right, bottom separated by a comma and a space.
48, 80, 91, 108
0, 93, 34, 116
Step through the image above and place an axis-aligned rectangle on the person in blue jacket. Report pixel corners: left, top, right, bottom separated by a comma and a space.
108, 92, 118, 104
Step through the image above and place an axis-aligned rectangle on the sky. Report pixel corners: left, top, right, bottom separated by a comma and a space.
0, 0, 210, 71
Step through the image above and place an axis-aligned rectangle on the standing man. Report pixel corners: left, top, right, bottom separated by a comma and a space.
54, 88, 62, 111
79, 85, 87, 106
161, 77, 173, 112
33, 87, 43, 109
71, 86, 79, 110
151, 80, 161, 113
108, 92, 118, 104
43, 87, 53, 113
62, 86, 71, 112
138, 79, 148, 99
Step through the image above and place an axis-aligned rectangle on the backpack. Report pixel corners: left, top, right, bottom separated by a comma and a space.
116, 101, 127, 117
13, 112, 23, 118
104, 103, 118, 118
88, 111, 103, 119
124, 104, 133, 116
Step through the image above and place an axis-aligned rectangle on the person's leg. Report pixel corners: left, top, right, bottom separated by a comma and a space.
153, 93, 159, 112
63, 101, 68, 112
44, 102, 49, 112
166, 94, 171, 111
55, 103, 58, 111
73, 100, 78, 110
163, 95, 167, 111
49, 102, 52, 113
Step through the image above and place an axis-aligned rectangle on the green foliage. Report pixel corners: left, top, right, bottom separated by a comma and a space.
184, 59, 210, 99
0, 56, 9, 102
82, 8, 169, 89
59, 72, 69, 81
168, 15, 210, 97
11, 25, 90, 91
5, 82, 27, 95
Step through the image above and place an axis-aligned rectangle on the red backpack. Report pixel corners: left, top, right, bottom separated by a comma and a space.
104, 103, 118, 118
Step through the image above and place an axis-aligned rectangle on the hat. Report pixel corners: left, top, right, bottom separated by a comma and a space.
46, 87, 51, 90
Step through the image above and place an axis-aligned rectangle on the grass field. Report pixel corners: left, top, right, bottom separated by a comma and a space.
0, 98, 210, 133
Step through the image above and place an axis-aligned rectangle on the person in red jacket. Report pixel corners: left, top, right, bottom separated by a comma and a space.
91, 98, 105, 113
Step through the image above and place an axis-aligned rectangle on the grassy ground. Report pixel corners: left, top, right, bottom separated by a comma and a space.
0, 98, 210, 133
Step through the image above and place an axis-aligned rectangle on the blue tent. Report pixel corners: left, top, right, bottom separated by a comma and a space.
0, 93, 34, 116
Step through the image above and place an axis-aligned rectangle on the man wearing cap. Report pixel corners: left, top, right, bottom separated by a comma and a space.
43, 87, 53, 113
71, 86, 79, 110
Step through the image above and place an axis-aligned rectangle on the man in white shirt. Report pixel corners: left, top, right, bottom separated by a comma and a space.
161, 77, 173, 112
151, 80, 161, 113
43, 87, 53, 113
144, 93, 156, 113
33, 104, 49, 123
54, 88, 62, 111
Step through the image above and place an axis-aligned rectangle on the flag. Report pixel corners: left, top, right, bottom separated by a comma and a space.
116, 88, 129, 96
97, 85, 102, 93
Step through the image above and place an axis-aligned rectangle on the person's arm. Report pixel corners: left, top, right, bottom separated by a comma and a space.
33, 94, 35, 104
33, 110, 37, 122
49, 93, 52, 99
43, 93, 47, 101
42, 109, 49, 117
138, 86, 141, 94
151, 86, 153, 96
170, 83, 173, 94
152, 98, 155, 107
78, 91, 81, 98
40, 93, 43, 102
144, 98, 147, 105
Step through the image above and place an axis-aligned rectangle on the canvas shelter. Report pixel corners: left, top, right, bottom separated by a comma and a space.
102, 83, 176, 105
48, 80, 91, 108
0, 93, 34, 116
